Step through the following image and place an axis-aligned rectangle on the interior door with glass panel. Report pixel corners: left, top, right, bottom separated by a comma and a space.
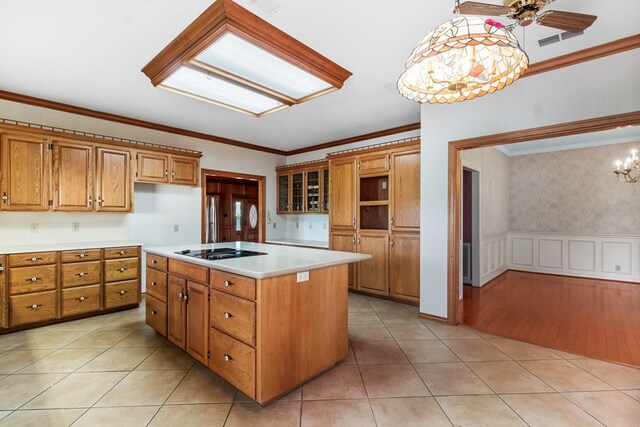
233, 197, 259, 242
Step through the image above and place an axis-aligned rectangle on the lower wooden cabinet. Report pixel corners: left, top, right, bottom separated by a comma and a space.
330, 231, 357, 290
389, 233, 420, 302
167, 275, 187, 348
146, 294, 167, 337
356, 232, 389, 296
0, 245, 140, 334
209, 328, 256, 398
185, 281, 209, 365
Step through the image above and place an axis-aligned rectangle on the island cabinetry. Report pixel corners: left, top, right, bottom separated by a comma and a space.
166, 259, 209, 365
60, 248, 103, 317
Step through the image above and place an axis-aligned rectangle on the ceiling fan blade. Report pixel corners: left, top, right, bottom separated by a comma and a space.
537, 10, 597, 32
456, 1, 511, 16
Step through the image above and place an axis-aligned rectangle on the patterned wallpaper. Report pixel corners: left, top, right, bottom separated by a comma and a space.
508, 141, 640, 235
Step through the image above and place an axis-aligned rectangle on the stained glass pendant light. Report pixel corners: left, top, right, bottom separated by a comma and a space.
398, 13, 529, 104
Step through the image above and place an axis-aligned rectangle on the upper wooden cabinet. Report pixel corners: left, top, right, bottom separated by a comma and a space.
0, 133, 50, 211
358, 152, 390, 175
329, 158, 356, 228
276, 161, 328, 215
52, 139, 94, 212
95, 146, 131, 212
134, 151, 199, 186
391, 150, 420, 232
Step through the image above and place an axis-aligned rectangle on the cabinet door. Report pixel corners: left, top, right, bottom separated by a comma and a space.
52, 139, 93, 212
322, 167, 329, 212
167, 275, 187, 349
357, 232, 389, 295
330, 232, 357, 289
390, 233, 420, 302
305, 169, 320, 212
95, 146, 131, 212
329, 159, 356, 229
358, 153, 390, 175
170, 156, 198, 186
391, 150, 420, 231
136, 152, 169, 183
1, 133, 50, 211
0, 255, 6, 328
186, 281, 209, 365
291, 171, 304, 213
276, 172, 290, 214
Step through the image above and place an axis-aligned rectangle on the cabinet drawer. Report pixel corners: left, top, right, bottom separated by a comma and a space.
9, 252, 57, 267
104, 246, 138, 259
210, 290, 255, 347
146, 254, 167, 271
210, 270, 256, 301
10, 265, 57, 295
146, 294, 167, 337
104, 258, 138, 283
61, 261, 102, 288
60, 249, 101, 263
169, 259, 208, 284
146, 267, 167, 302
61, 284, 101, 317
209, 328, 255, 398
104, 280, 139, 309
358, 153, 390, 174
10, 290, 57, 326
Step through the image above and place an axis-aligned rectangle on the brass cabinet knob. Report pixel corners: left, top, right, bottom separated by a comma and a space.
224, 280, 233, 287
223, 312, 233, 319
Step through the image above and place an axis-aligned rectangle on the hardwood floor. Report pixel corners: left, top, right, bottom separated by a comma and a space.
461, 271, 640, 367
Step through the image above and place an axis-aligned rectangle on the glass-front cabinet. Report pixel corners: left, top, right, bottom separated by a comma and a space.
275, 161, 329, 214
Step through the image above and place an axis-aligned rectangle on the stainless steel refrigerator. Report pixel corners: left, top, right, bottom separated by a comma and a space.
205, 194, 219, 243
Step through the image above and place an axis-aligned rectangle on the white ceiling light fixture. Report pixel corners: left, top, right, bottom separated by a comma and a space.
142, 0, 351, 117
397, 3, 529, 104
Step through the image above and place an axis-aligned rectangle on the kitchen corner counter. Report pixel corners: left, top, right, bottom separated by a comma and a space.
0, 240, 142, 255
144, 242, 369, 279
265, 238, 329, 249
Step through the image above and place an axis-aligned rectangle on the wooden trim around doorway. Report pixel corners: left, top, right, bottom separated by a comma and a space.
200, 168, 267, 244
447, 111, 640, 325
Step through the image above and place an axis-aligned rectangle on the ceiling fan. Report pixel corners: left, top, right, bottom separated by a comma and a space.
455, 0, 597, 32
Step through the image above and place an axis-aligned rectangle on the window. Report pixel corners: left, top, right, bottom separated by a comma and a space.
235, 201, 242, 232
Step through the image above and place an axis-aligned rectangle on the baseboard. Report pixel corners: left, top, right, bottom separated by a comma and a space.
480, 266, 508, 286
508, 268, 640, 285
418, 312, 447, 323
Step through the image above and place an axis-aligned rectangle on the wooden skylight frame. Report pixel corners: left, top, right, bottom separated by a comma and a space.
142, 0, 352, 117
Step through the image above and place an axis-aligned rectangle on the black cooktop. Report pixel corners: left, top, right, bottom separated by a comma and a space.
176, 248, 266, 261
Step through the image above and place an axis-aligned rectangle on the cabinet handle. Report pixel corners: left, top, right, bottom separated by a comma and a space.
28, 277, 41, 282
77, 296, 87, 302
28, 304, 41, 310
178, 292, 183, 299
119, 267, 126, 272
223, 312, 233, 319
151, 281, 156, 286
0, 265, 4, 273
171, 171, 176, 177
390, 217, 394, 225
223, 280, 233, 287
1, 192, 7, 203
151, 310, 157, 315
97, 197, 103, 206
165, 170, 169, 177
352, 237, 356, 245
76, 272, 87, 277
183, 293, 188, 302
357, 238, 361, 245
30, 257, 41, 262
224, 354, 233, 362
390, 239, 395, 248
118, 290, 127, 296
352, 218, 356, 227
88, 196, 93, 206
78, 253, 87, 258
152, 259, 158, 264
119, 250, 125, 255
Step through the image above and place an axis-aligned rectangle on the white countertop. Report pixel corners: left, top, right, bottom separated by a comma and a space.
265, 238, 329, 249
145, 242, 370, 279
0, 240, 142, 255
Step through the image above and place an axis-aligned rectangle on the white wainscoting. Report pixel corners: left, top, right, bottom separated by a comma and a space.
481, 233, 508, 285
507, 232, 640, 283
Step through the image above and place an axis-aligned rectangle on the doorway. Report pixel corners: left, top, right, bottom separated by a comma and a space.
461, 165, 480, 292
201, 169, 266, 243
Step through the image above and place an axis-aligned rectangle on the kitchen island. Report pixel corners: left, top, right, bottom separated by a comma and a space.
144, 242, 370, 405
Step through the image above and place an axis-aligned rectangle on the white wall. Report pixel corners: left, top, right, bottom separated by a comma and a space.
420, 49, 640, 318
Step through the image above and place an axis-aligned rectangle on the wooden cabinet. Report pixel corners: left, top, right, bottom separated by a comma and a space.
328, 141, 420, 303
356, 232, 389, 295
10, 291, 57, 327
185, 281, 209, 365
95, 146, 131, 212
330, 231, 357, 289
135, 152, 199, 186
61, 284, 101, 317
167, 274, 187, 348
146, 254, 168, 337
0, 133, 50, 211
0, 256, 6, 328
329, 158, 356, 229
389, 233, 420, 302
52, 139, 94, 212
276, 162, 328, 214
391, 150, 420, 232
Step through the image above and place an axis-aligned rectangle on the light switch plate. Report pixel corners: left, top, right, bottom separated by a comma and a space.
296, 271, 309, 282
29, 223, 38, 233
72, 223, 80, 232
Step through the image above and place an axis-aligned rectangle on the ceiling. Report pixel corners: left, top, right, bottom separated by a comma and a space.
495, 126, 640, 157
0, 0, 637, 152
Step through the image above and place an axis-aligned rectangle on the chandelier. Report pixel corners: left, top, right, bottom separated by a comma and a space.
397, 12, 528, 104
614, 148, 639, 183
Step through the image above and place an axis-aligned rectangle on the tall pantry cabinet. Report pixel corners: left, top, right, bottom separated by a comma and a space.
329, 141, 420, 303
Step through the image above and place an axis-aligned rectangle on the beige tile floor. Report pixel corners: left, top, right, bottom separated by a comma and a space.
0, 294, 639, 426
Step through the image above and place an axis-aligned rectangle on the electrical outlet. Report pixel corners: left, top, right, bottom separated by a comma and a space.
296, 222, 299, 229
173, 224, 179, 232
491, 263, 495, 270
309, 223, 312, 229
273, 222, 277, 229
296, 271, 309, 282
72, 223, 80, 232
615, 265, 622, 272
29, 223, 38, 233
323, 223, 327, 230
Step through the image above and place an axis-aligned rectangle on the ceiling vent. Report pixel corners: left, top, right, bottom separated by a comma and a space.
538, 30, 584, 47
